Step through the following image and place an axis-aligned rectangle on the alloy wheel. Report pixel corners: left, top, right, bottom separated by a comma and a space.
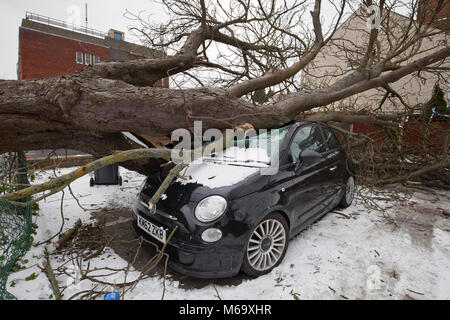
246, 218, 287, 272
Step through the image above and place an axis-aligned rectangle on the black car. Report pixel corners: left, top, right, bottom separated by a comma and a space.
132, 120, 355, 278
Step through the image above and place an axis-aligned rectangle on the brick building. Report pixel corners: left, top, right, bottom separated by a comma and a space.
418, 0, 450, 30
18, 12, 169, 87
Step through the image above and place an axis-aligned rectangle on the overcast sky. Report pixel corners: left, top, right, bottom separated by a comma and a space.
0, 0, 168, 79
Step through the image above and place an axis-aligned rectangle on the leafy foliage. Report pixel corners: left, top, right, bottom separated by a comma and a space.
423, 83, 449, 119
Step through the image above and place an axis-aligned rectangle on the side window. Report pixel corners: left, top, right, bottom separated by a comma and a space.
289, 125, 327, 162
114, 32, 123, 40
85, 53, 92, 65
76, 52, 83, 64
322, 126, 341, 150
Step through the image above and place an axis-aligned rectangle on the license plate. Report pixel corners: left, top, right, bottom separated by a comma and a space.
137, 215, 167, 243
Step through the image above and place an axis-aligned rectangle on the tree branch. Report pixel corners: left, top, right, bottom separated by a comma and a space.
227, 0, 327, 98
0, 149, 171, 202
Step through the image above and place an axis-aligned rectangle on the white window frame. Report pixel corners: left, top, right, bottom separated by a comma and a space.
346, 60, 361, 69
76, 51, 83, 64
85, 53, 92, 65
93, 55, 101, 64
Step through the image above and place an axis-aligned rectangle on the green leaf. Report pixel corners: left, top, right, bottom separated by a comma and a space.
25, 272, 38, 281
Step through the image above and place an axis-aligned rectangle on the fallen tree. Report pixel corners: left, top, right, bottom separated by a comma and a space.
2, 0, 449, 300
0, 0, 449, 191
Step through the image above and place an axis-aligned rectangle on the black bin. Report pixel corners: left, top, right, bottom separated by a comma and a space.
90, 164, 122, 186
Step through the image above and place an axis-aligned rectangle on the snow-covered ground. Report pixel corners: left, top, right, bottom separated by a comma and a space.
5, 167, 450, 300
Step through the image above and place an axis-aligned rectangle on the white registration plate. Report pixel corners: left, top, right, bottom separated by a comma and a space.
137, 215, 167, 243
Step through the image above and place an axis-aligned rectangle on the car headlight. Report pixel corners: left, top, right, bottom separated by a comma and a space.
195, 196, 227, 223
201, 228, 223, 242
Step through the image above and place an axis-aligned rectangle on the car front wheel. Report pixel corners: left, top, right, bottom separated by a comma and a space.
340, 176, 355, 208
241, 213, 289, 277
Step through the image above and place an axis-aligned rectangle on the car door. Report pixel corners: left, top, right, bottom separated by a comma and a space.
285, 124, 330, 230
320, 125, 347, 198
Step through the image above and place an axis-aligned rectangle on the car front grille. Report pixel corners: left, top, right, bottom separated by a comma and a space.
136, 205, 192, 244
132, 218, 181, 263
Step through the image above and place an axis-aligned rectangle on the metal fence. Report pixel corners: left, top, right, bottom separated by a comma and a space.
25, 12, 107, 39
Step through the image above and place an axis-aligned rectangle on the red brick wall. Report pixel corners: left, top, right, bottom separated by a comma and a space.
353, 119, 450, 155
18, 27, 169, 88
418, 0, 450, 23
18, 28, 109, 80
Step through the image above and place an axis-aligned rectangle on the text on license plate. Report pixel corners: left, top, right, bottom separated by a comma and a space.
137, 215, 167, 243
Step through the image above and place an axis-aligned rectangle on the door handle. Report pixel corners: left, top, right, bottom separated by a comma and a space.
329, 166, 337, 172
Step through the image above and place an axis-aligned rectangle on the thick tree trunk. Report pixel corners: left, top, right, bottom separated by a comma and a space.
0, 76, 284, 146
0, 76, 285, 174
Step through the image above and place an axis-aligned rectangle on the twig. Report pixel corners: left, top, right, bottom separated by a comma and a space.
83, 234, 116, 261
68, 184, 88, 211
1, 148, 172, 202
333, 211, 351, 219
68, 285, 106, 300
42, 249, 62, 300
407, 289, 424, 295
161, 255, 169, 300
213, 284, 222, 300
289, 289, 301, 300
53, 219, 82, 249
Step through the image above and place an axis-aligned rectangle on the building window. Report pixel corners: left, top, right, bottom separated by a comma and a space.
113, 32, 123, 40
76, 52, 83, 64
93, 56, 101, 64
85, 53, 92, 65
346, 59, 360, 69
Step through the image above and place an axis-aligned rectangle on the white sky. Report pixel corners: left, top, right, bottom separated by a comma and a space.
0, 0, 168, 80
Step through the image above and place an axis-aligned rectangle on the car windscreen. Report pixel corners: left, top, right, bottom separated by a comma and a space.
204, 126, 289, 166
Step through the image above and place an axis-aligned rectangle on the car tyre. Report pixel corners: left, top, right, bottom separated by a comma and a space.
241, 213, 289, 277
339, 176, 355, 208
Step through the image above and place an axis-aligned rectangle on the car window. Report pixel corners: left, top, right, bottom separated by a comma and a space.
203, 126, 290, 166
289, 125, 327, 162
322, 126, 341, 150
231, 126, 290, 158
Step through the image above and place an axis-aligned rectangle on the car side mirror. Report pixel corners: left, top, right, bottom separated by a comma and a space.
299, 150, 323, 167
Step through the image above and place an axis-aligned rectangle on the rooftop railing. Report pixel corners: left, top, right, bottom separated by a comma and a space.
25, 11, 107, 38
